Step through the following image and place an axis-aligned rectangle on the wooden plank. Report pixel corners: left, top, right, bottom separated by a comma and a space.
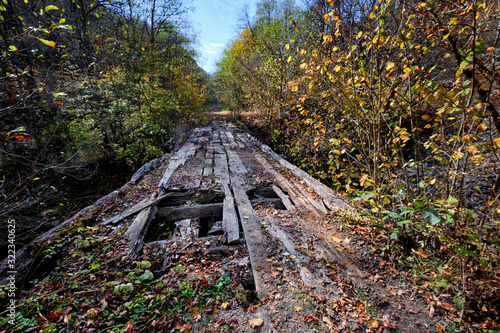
158, 139, 198, 189
272, 185, 295, 211
102, 194, 170, 225
201, 140, 214, 190
229, 172, 271, 296
223, 192, 240, 244
212, 138, 240, 244
250, 152, 316, 216
157, 203, 223, 221
225, 130, 238, 149
125, 206, 158, 256
249, 134, 355, 214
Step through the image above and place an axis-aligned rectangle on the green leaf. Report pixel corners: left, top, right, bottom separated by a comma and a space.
91, 263, 100, 270
139, 270, 154, 281
423, 208, 441, 225
52, 92, 66, 98
388, 211, 401, 219
361, 192, 376, 199
397, 220, 412, 226
399, 206, 415, 215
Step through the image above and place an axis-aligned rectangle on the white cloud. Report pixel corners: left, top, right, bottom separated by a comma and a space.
202, 43, 224, 55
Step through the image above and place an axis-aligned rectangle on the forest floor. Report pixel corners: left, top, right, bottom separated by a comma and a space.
0, 112, 482, 332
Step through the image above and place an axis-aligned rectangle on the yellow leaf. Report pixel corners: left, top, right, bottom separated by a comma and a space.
369, 318, 379, 328
478, 123, 488, 131
468, 145, 478, 154
369, 12, 376, 19
422, 114, 431, 120
386, 62, 395, 71
290, 39, 296, 43
285, 43, 290, 50
450, 17, 460, 25
357, 31, 363, 38
383, 198, 391, 205
430, 178, 436, 185
249, 318, 263, 328
294, 305, 302, 312
300, 49, 306, 55
44, 5, 59, 11
333, 149, 341, 155
37, 37, 56, 48
331, 236, 341, 243
493, 138, 500, 149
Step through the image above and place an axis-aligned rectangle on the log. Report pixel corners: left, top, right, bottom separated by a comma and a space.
157, 203, 223, 221
102, 193, 170, 225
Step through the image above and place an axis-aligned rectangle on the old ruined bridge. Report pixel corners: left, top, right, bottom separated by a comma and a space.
105, 123, 354, 295
1, 123, 437, 331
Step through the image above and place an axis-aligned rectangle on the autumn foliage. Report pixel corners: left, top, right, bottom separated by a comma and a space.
216, 0, 500, 328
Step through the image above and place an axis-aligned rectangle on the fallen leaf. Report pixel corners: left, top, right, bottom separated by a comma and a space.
249, 318, 263, 329
331, 236, 341, 243
294, 305, 302, 312
120, 320, 134, 332
429, 304, 435, 317
323, 316, 334, 329
369, 318, 379, 328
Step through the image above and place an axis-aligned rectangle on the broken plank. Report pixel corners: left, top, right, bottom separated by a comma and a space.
272, 185, 295, 211
157, 203, 223, 221
230, 173, 270, 296
223, 192, 240, 244
102, 194, 170, 225
125, 206, 158, 256
251, 136, 355, 213
158, 139, 198, 189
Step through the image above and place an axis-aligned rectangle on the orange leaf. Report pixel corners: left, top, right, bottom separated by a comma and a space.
478, 123, 488, 131
369, 318, 379, 328
412, 249, 428, 257
11, 133, 32, 141
249, 318, 263, 329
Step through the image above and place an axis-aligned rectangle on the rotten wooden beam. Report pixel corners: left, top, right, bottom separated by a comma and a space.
157, 203, 223, 221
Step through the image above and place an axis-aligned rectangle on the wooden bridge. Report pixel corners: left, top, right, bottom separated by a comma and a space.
1, 123, 437, 332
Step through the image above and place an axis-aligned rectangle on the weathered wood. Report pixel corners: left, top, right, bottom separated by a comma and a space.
212, 137, 240, 244
173, 219, 199, 239
125, 206, 158, 256
223, 192, 240, 244
229, 172, 271, 296
0, 148, 173, 288
250, 134, 355, 213
102, 194, 170, 225
272, 185, 295, 211
157, 203, 223, 221
251, 198, 286, 210
130, 157, 164, 184
158, 131, 200, 189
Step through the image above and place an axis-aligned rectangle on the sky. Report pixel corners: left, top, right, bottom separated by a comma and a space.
191, 0, 258, 74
